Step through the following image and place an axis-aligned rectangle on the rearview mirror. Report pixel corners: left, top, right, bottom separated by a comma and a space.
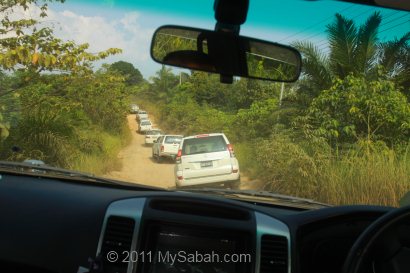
151, 25, 302, 82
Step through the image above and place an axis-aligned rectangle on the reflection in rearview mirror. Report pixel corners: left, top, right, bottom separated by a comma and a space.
151, 25, 302, 82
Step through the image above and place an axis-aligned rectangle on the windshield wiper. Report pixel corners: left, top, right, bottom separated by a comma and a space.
0, 161, 121, 185
183, 188, 331, 208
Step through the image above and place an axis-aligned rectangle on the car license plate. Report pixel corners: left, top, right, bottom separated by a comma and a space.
200, 161, 213, 168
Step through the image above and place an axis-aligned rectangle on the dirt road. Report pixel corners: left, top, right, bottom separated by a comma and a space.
105, 115, 175, 188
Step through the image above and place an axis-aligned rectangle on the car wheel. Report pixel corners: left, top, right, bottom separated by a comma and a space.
230, 178, 241, 190
156, 155, 162, 164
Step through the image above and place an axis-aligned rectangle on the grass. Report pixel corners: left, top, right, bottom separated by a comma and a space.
238, 138, 410, 207
317, 153, 410, 206
71, 122, 132, 175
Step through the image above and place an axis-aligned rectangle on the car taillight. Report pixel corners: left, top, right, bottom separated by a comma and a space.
227, 144, 235, 157
175, 149, 182, 163
177, 175, 183, 181
161, 145, 164, 152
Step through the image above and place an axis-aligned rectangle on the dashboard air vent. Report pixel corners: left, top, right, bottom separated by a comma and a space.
260, 234, 288, 273
101, 216, 135, 273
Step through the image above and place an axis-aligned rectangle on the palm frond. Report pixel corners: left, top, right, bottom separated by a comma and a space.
327, 13, 357, 77
354, 12, 382, 75
378, 32, 410, 73
293, 41, 332, 93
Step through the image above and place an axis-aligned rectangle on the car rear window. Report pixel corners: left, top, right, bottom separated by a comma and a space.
139, 111, 147, 114
141, 122, 151, 125
182, 135, 227, 155
146, 130, 161, 135
165, 136, 182, 144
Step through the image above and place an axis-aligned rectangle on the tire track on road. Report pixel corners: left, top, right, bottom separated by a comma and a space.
105, 114, 175, 188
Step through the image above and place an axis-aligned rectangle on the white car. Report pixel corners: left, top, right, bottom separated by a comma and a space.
138, 120, 152, 133
144, 129, 163, 145
130, 104, 139, 114
152, 135, 183, 163
139, 117, 150, 123
174, 133, 240, 189
137, 110, 148, 121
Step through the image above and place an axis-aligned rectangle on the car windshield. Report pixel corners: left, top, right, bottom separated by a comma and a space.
0, 0, 409, 207
182, 136, 227, 155
165, 136, 182, 144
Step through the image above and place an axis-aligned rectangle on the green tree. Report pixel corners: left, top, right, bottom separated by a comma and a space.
305, 75, 410, 146
110, 61, 143, 85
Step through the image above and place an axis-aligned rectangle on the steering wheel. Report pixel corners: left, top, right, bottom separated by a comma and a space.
342, 205, 410, 273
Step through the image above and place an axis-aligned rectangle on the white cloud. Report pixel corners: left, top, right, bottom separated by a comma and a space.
48, 9, 154, 65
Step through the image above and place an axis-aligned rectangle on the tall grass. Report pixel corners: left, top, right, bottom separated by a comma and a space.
71, 123, 132, 175
237, 135, 410, 207
318, 152, 410, 206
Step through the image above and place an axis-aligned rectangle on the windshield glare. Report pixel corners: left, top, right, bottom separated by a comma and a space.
0, 0, 409, 207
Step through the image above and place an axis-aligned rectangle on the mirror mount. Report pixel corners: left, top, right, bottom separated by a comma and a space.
214, 0, 249, 83
213, 0, 249, 26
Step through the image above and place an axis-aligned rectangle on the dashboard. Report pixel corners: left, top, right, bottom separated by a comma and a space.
0, 172, 391, 273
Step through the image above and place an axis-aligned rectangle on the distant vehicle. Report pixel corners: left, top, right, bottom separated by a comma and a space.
138, 120, 152, 133
23, 159, 46, 166
22, 159, 46, 173
138, 117, 150, 123
174, 133, 240, 189
152, 135, 183, 163
137, 110, 148, 121
130, 104, 139, 114
145, 129, 163, 145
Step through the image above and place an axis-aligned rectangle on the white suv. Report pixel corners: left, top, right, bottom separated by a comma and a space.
152, 135, 183, 163
144, 129, 163, 145
138, 120, 152, 133
174, 133, 240, 188
136, 110, 148, 121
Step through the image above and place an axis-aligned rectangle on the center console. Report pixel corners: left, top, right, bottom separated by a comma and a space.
96, 196, 290, 273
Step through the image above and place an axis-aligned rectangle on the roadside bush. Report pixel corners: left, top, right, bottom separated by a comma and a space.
2, 110, 77, 167
0, 70, 131, 174
253, 132, 331, 197
232, 98, 279, 141
153, 95, 233, 137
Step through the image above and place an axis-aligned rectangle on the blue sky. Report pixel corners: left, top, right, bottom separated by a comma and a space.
44, 0, 410, 78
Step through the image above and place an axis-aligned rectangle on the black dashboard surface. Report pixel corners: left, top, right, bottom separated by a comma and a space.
0, 173, 391, 273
